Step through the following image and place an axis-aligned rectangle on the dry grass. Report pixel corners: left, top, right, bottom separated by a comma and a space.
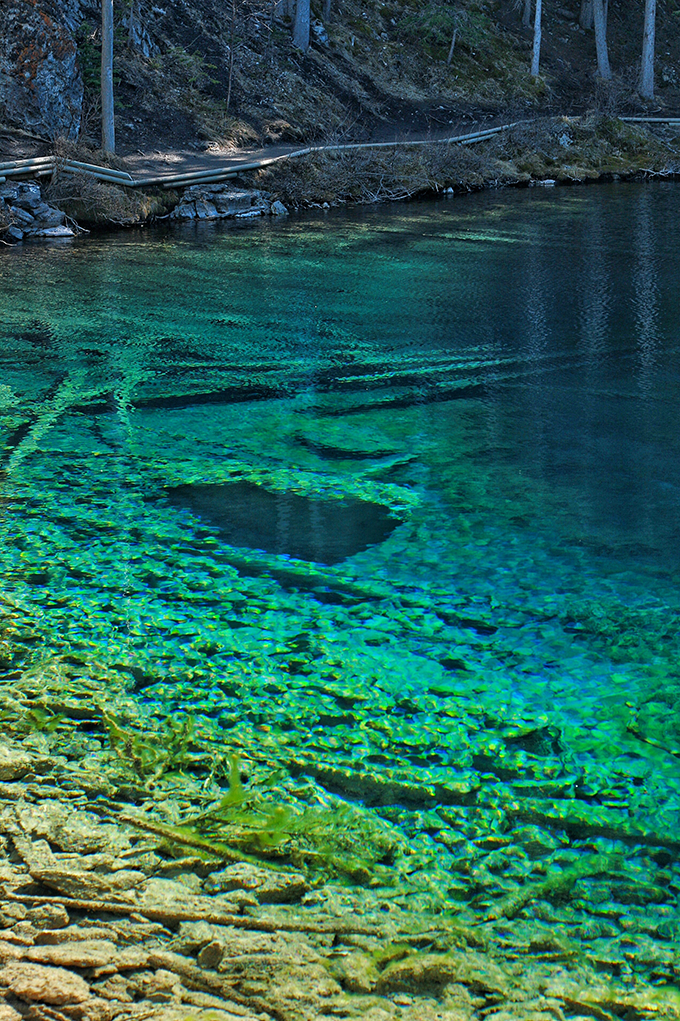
0, 205, 11, 237
256, 140, 519, 206
44, 171, 170, 226
51, 135, 135, 172
254, 116, 680, 208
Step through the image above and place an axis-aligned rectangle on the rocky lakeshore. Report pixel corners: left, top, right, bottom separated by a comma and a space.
2, 116, 680, 241
0, 181, 78, 243
1, 633, 680, 1021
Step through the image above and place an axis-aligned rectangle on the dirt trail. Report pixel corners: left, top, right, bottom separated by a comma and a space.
0, 116, 509, 182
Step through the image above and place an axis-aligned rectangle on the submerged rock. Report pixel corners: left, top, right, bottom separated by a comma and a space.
203, 862, 308, 903
0, 961, 90, 1004
165, 481, 399, 565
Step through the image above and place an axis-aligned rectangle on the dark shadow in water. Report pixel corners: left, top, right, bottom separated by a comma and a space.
166, 482, 399, 565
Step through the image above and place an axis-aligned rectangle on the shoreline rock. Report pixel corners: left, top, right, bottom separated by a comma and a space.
169, 186, 284, 221
1, 181, 75, 242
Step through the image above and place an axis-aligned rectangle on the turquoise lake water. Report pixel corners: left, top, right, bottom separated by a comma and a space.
2, 183, 680, 914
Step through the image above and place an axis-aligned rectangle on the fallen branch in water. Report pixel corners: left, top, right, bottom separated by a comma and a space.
5, 890, 382, 935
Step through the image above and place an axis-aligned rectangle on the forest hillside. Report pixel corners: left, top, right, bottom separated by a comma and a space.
1, 0, 679, 154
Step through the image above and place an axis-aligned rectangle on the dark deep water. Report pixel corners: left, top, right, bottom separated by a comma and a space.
2, 183, 680, 972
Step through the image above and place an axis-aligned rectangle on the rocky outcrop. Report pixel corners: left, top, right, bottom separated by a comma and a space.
0, 180, 75, 240
170, 185, 288, 220
0, 0, 83, 140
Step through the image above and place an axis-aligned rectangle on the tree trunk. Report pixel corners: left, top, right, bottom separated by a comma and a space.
446, 27, 457, 64
639, 0, 656, 99
522, 0, 532, 29
226, 0, 236, 111
593, 0, 612, 78
128, 0, 143, 49
101, 0, 115, 153
293, 0, 310, 49
323, 0, 331, 23
579, 0, 593, 30
531, 0, 541, 76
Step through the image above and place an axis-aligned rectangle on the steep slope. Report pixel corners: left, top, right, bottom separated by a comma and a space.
1, 0, 679, 152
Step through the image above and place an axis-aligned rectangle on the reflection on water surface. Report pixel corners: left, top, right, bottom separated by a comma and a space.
2, 182, 680, 1009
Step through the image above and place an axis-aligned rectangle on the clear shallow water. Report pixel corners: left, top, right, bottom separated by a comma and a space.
2, 184, 680, 891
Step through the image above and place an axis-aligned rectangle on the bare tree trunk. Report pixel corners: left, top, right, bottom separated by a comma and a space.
293, 0, 310, 50
101, 0, 115, 153
226, 0, 236, 111
128, 0, 137, 45
593, 0, 612, 78
579, 0, 593, 30
639, 0, 656, 99
522, 0, 532, 29
265, 0, 276, 62
447, 27, 457, 63
322, 0, 331, 23
531, 0, 541, 76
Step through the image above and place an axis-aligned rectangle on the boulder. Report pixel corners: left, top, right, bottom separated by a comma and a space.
32, 225, 75, 238
194, 199, 219, 219
171, 186, 271, 220
8, 206, 35, 226
12, 183, 43, 212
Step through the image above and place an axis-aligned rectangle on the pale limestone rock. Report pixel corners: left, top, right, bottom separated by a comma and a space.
26, 903, 70, 930
196, 940, 223, 969
329, 949, 379, 993
31, 867, 145, 900
27, 939, 119, 969
203, 862, 308, 903
151, 1007, 260, 1021
194, 200, 218, 219
130, 968, 184, 1003
171, 920, 215, 955
58, 996, 122, 1021
376, 950, 510, 996
136, 878, 229, 919
0, 1005, 23, 1021
12, 835, 58, 870
171, 186, 269, 221
116, 946, 152, 970
0, 939, 25, 964
0, 961, 90, 1003
38, 925, 114, 945
15, 801, 131, 855
0, 745, 33, 781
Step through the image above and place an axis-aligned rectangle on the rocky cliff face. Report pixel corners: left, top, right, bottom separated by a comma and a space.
0, 0, 84, 139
